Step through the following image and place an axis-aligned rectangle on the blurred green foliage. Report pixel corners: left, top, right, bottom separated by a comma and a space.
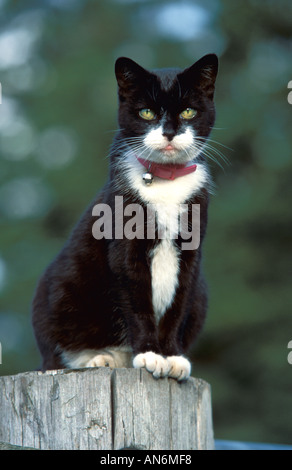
0, 0, 291, 444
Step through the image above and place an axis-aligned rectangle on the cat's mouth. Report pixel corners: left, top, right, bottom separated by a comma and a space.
159, 144, 191, 163
161, 144, 176, 153
146, 144, 192, 165
160, 143, 185, 157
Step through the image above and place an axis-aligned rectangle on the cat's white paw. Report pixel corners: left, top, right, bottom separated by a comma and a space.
167, 356, 191, 381
133, 352, 170, 379
86, 354, 116, 368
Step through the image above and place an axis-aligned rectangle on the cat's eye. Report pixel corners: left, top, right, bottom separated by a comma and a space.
139, 109, 156, 121
180, 108, 197, 120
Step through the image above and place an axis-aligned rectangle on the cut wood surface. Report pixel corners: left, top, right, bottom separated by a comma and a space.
0, 367, 214, 450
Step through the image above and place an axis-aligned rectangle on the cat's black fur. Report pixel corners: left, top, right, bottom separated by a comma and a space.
32, 54, 218, 378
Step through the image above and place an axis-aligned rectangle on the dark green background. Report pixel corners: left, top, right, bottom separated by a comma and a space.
0, 0, 291, 444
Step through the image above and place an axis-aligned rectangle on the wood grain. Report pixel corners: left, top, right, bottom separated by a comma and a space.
0, 367, 214, 450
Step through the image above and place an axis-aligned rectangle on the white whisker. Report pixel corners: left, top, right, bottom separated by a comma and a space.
193, 136, 231, 168
202, 137, 234, 152
200, 143, 230, 166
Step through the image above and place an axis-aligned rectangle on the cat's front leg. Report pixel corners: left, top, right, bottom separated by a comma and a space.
129, 323, 170, 378
166, 356, 191, 381
157, 318, 192, 381
133, 351, 170, 378
129, 316, 191, 380
133, 353, 191, 381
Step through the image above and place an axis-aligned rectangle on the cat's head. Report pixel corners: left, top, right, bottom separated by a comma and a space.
115, 54, 218, 165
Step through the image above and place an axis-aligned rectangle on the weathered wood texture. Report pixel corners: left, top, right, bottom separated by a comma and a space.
0, 368, 214, 450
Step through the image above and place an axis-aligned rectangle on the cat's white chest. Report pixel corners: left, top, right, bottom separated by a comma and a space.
150, 238, 180, 322
148, 200, 182, 321
125, 154, 209, 321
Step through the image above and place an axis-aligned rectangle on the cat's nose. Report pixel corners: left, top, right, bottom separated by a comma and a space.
162, 129, 176, 142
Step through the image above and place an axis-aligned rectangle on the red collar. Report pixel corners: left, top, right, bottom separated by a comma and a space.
136, 156, 197, 181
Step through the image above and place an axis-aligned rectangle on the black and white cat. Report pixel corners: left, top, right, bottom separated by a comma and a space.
32, 54, 218, 381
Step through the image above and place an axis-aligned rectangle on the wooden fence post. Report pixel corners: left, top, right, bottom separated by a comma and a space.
0, 368, 214, 450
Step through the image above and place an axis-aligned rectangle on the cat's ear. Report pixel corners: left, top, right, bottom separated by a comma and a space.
182, 54, 218, 99
115, 57, 149, 91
